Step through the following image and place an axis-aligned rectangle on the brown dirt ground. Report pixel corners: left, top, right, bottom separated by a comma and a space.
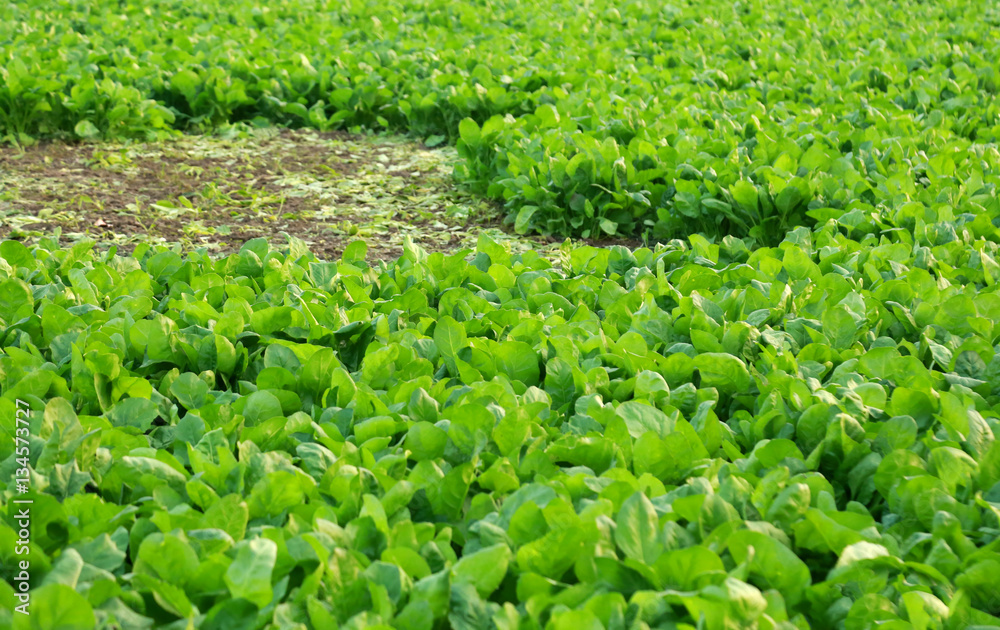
0, 128, 644, 263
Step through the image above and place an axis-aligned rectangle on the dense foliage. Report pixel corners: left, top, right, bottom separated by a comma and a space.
4, 0, 1000, 628
1, 222, 1000, 628
2, 0, 999, 240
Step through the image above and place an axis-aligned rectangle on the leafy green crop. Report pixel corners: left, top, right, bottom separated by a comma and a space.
2, 0, 999, 241
2, 221, 1000, 628
4, 0, 1000, 627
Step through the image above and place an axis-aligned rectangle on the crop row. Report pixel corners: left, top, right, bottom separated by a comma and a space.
2, 0, 999, 240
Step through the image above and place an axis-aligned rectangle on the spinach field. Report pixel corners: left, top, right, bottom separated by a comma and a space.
2, 0, 1000, 629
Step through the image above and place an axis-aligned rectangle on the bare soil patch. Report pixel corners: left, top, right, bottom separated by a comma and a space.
0, 128, 643, 263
